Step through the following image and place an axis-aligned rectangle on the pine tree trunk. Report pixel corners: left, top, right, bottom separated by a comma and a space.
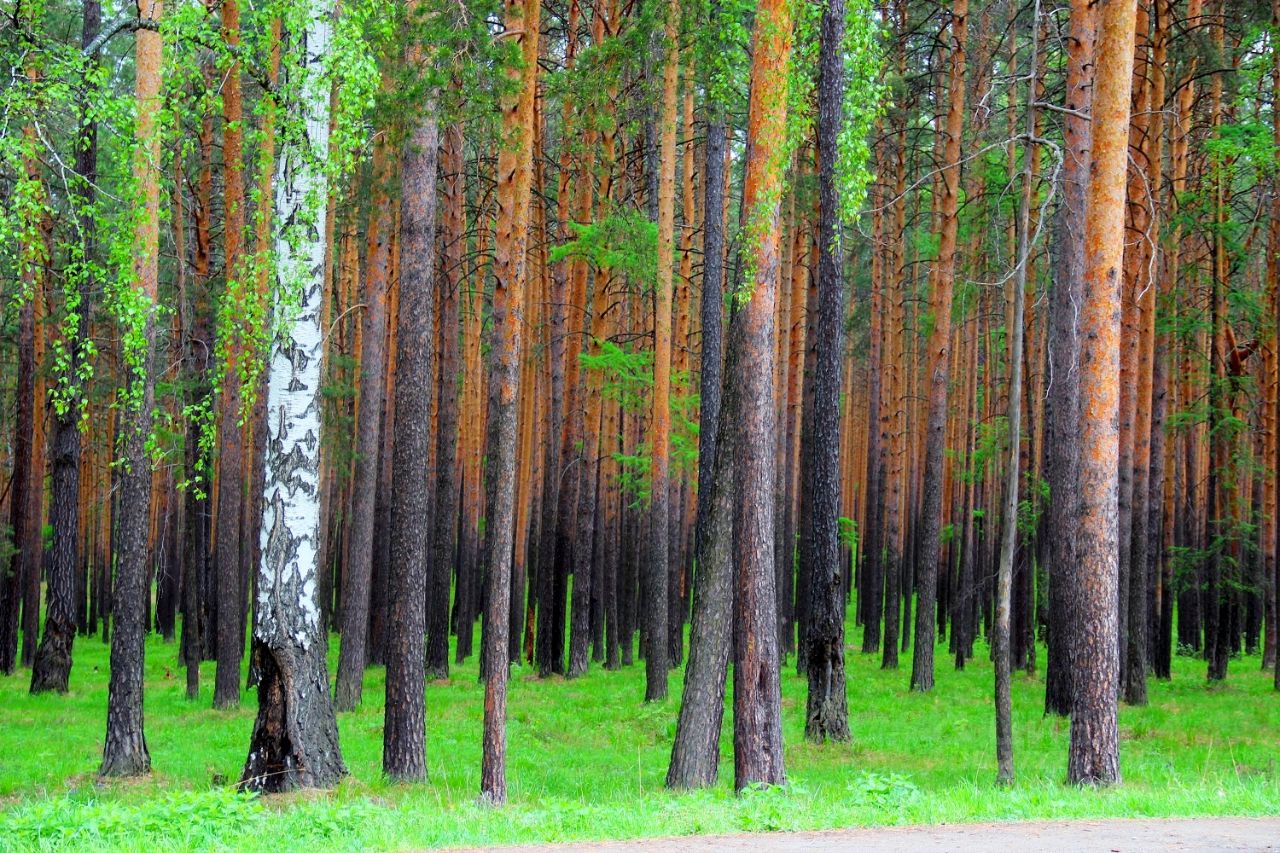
801, 0, 849, 745
666, 322, 741, 789
427, 118, 465, 681
101, 2, 164, 776
481, 0, 541, 804
335, 132, 395, 712
383, 99, 441, 782
213, 0, 247, 710
910, 0, 967, 694
1067, 0, 1135, 787
995, 11, 1039, 786
1043, 0, 1096, 718
733, 0, 792, 790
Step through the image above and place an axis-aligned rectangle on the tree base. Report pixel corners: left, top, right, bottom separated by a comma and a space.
100, 736, 151, 778
240, 640, 346, 793
30, 632, 73, 694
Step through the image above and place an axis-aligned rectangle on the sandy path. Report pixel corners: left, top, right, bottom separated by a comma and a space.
458, 817, 1280, 852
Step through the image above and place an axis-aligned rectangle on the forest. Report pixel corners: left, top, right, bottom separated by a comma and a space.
0, 0, 1278, 848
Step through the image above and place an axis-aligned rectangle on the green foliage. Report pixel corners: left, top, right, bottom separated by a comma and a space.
578, 338, 698, 503
552, 212, 658, 290
847, 771, 922, 809
6, 789, 265, 850
1, 624, 1277, 850
834, 0, 887, 225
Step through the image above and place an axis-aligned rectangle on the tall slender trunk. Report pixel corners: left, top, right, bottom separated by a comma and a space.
101, 0, 164, 776
335, 127, 395, 711
995, 8, 1039, 786
910, 0, 967, 693
801, 0, 849, 745
733, 0, 792, 790
1043, 0, 1097, 718
481, 0, 541, 804
427, 118, 465, 681
383, 93, 441, 782
1067, 0, 1135, 787
30, 0, 102, 690
213, 0, 247, 710
692, 0, 728, 670
645, 0, 680, 702
240, 2, 346, 792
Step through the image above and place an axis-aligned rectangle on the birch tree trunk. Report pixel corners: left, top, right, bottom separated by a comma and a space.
240, 3, 346, 792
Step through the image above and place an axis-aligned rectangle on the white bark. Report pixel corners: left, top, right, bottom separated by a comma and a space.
255, 9, 332, 652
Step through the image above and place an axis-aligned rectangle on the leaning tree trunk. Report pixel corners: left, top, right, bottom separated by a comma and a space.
733, 0, 792, 791
101, 1, 164, 777
666, 322, 742, 788
1067, 0, 1135, 787
801, 0, 849, 746
240, 4, 346, 792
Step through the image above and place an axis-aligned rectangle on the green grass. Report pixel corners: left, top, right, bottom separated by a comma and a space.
1, 621, 1277, 851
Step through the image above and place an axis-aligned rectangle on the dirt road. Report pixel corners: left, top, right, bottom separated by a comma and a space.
462, 817, 1279, 851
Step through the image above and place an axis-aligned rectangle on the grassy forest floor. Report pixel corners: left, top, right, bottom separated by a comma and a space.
0, 621, 1277, 851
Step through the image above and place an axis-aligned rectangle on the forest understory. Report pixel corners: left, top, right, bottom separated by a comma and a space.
2, 617, 1277, 851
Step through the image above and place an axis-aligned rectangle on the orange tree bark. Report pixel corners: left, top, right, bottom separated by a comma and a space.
481, 0, 541, 804
1067, 0, 1136, 787
645, 0, 680, 702
910, 0, 967, 693
732, 0, 792, 790
101, 0, 163, 776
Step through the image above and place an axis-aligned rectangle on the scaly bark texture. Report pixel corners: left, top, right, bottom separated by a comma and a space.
29, 0, 99, 691
427, 118, 465, 681
911, 0, 967, 694
667, 322, 742, 789
101, 0, 164, 777
240, 4, 346, 792
645, 0, 680, 703
481, 0, 540, 805
801, 0, 849, 745
383, 100, 440, 783
1067, 0, 1136, 788
1043, 0, 1096, 718
733, 0, 792, 791
214, 0, 247, 711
